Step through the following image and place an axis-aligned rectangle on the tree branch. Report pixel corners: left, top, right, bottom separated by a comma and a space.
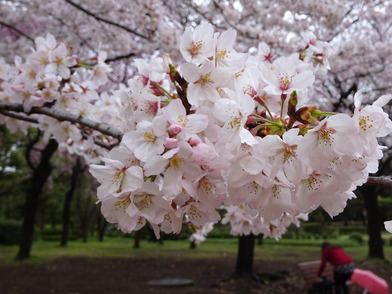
63, 0, 150, 40
0, 102, 123, 140
0, 110, 39, 124
0, 20, 34, 43
106, 52, 136, 63
366, 176, 392, 188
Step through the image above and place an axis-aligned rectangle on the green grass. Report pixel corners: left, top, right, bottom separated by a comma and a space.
1, 237, 391, 267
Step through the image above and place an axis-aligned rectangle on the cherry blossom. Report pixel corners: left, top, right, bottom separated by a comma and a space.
1, 20, 392, 238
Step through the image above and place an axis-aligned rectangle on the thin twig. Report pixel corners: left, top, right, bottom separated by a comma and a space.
63, 0, 150, 40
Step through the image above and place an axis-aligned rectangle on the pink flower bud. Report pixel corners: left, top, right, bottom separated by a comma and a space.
164, 138, 179, 149
168, 124, 183, 136
188, 137, 200, 147
246, 115, 257, 124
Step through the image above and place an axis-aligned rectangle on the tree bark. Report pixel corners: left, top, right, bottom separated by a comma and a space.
60, 157, 81, 247
235, 234, 255, 277
15, 139, 58, 261
362, 186, 385, 259
133, 230, 142, 249
97, 210, 107, 242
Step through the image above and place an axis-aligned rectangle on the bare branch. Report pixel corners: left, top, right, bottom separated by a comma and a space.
0, 110, 39, 124
63, 0, 150, 40
0, 20, 34, 43
366, 176, 392, 188
106, 52, 136, 63
0, 102, 123, 140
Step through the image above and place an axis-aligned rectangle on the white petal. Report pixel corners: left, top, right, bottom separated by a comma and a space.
385, 220, 392, 233
373, 95, 392, 108
240, 156, 263, 175
354, 91, 363, 109
291, 70, 315, 90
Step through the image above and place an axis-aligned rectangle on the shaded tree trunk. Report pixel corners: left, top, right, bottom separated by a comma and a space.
362, 186, 385, 259
257, 234, 264, 245
15, 139, 58, 261
60, 157, 81, 247
133, 230, 142, 249
97, 209, 107, 242
235, 234, 255, 277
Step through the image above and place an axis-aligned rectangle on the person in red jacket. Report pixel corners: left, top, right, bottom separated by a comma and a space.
317, 242, 355, 294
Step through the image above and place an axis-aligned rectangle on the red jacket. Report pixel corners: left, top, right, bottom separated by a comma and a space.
317, 247, 353, 277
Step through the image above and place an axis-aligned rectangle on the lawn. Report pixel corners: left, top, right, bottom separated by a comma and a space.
1, 236, 391, 266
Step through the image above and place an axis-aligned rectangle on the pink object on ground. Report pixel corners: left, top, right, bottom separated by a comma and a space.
350, 268, 390, 294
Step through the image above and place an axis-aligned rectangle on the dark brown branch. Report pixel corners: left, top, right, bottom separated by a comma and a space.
63, 0, 150, 40
25, 130, 41, 171
366, 176, 392, 188
106, 52, 136, 63
0, 102, 123, 140
0, 20, 34, 43
92, 137, 118, 150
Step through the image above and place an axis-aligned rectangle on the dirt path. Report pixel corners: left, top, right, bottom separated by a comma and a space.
0, 257, 390, 294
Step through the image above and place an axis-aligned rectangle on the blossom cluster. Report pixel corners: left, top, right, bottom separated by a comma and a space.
88, 22, 392, 237
0, 34, 118, 162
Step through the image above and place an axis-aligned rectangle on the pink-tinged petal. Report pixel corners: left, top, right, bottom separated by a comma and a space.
101, 158, 124, 170
97, 180, 119, 199
123, 166, 144, 192
89, 165, 114, 182
164, 138, 179, 149
162, 99, 186, 124
321, 191, 353, 218
162, 146, 180, 159
240, 155, 263, 175
162, 168, 183, 195
126, 202, 140, 217
290, 70, 314, 90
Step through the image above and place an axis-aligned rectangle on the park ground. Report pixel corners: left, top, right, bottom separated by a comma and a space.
0, 238, 391, 294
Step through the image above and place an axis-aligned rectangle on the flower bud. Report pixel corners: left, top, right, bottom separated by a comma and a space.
188, 137, 200, 147
168, 124, 183, 136
164, 138, 179, 149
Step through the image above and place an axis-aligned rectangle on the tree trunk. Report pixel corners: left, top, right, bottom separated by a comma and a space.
15, 139, 58, 261
60, 158, 81, 247
133, 230, 142, 249
257, 234, 264, 245
81, 220, 88, 243
363, 186, 385, 259
235, 234, 255, 277
97, 207, 107, 242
